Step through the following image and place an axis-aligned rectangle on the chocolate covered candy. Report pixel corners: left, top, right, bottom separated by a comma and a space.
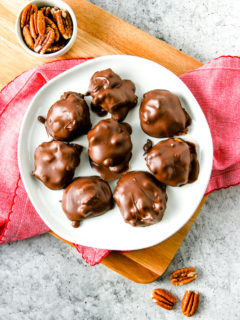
62, 176, 113, 227
88, 118, 132, 181
33, 140, 82, 190
146, 138, 199, 186
113, 171, 167, 227
45, 91, 91, 141
139, 89, 191, 138
88, 68, 138, 121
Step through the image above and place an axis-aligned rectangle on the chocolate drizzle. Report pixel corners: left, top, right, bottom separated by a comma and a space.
113, 171, 167, 227
140, 89, 191, 138
88, 68, 138, 121
146, 138, 199, 186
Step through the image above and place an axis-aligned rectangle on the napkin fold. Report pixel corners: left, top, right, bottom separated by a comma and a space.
0, 56, 239, 266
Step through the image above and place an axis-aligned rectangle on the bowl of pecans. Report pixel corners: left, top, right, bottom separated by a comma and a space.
16, 0, 77, 58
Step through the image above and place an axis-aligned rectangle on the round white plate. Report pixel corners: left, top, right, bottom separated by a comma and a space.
18, 55, 213, 250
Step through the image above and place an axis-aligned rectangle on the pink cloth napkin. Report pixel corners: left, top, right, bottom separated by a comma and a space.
0, 56, 239, 265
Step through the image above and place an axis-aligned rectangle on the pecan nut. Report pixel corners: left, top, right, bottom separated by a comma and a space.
34, 27, 55, 54
37, 10, 46, 35
45, 17, 60, 42
152, 289, 177, 310
170, 267, 197, 286
181, 290, 199, 317
21, 4, 38, 28
31, 5, 38, 15
46, 42, 66, 53
20, 4, 32, 28
41, 7, 52, 17
22, 25, 34, 50
53, 9, 73, 40
29, 13, 38, 39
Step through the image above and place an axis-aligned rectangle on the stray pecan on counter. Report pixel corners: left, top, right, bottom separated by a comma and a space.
20, 4, 73, 54
181, 290, 199, 317
170, 267, 197, 286
152, 288, 177, 310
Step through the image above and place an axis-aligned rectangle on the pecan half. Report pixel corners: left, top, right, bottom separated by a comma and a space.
46, 42, 66, 53
37, 10, 46, 35
51, 7, 59, 20
34, 27, 55, 54
181, 290, 199, 317
45, 17, 60, 42
34, 11, 38, 35
22, 25, 34, 50
20, 4, 32, 28
54, 9, 73, 40
152, 289, 177, 310
20, 4, 38, 28
31, 5, 38, 15
29, 13, 37, 39
170, 267, 197, 286
41, 7, 52, 17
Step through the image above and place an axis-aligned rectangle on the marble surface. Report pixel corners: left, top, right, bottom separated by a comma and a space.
1, 0, 240, 319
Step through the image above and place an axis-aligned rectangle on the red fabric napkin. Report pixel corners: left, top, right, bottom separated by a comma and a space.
0, 56, 240, 266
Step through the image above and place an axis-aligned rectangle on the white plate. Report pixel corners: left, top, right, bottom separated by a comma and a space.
18, 55, 213, 250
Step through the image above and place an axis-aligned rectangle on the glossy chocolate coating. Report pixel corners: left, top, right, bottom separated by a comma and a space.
88, 118, 132, 181
113, 171, 167, 227
139, 89, 191, 137
33, 140, 82, 190
45, 92, 91, 141
143, 139, 153, 155
62, 176, 113, 227
88, 68, 138, 121
38, 115, 46, 124
146, 138, 199, 186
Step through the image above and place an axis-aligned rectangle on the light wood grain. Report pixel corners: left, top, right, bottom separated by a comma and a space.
0, 0, 202, 88
0, 0, 206, 283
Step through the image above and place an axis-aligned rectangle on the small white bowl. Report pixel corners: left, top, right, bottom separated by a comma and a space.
16, 0, 77, 58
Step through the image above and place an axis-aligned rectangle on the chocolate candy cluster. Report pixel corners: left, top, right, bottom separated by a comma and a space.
33, 68, 199, 228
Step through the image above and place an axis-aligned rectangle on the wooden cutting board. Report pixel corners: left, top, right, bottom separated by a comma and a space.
0, 0, 206, 283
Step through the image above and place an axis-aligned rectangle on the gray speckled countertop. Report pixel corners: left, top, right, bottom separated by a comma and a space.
1, 1, 240, 319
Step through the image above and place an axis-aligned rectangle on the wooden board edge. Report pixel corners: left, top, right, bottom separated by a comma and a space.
101, 252, 160, 284
49, 196, 207, 283
121, 196, 208, 276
